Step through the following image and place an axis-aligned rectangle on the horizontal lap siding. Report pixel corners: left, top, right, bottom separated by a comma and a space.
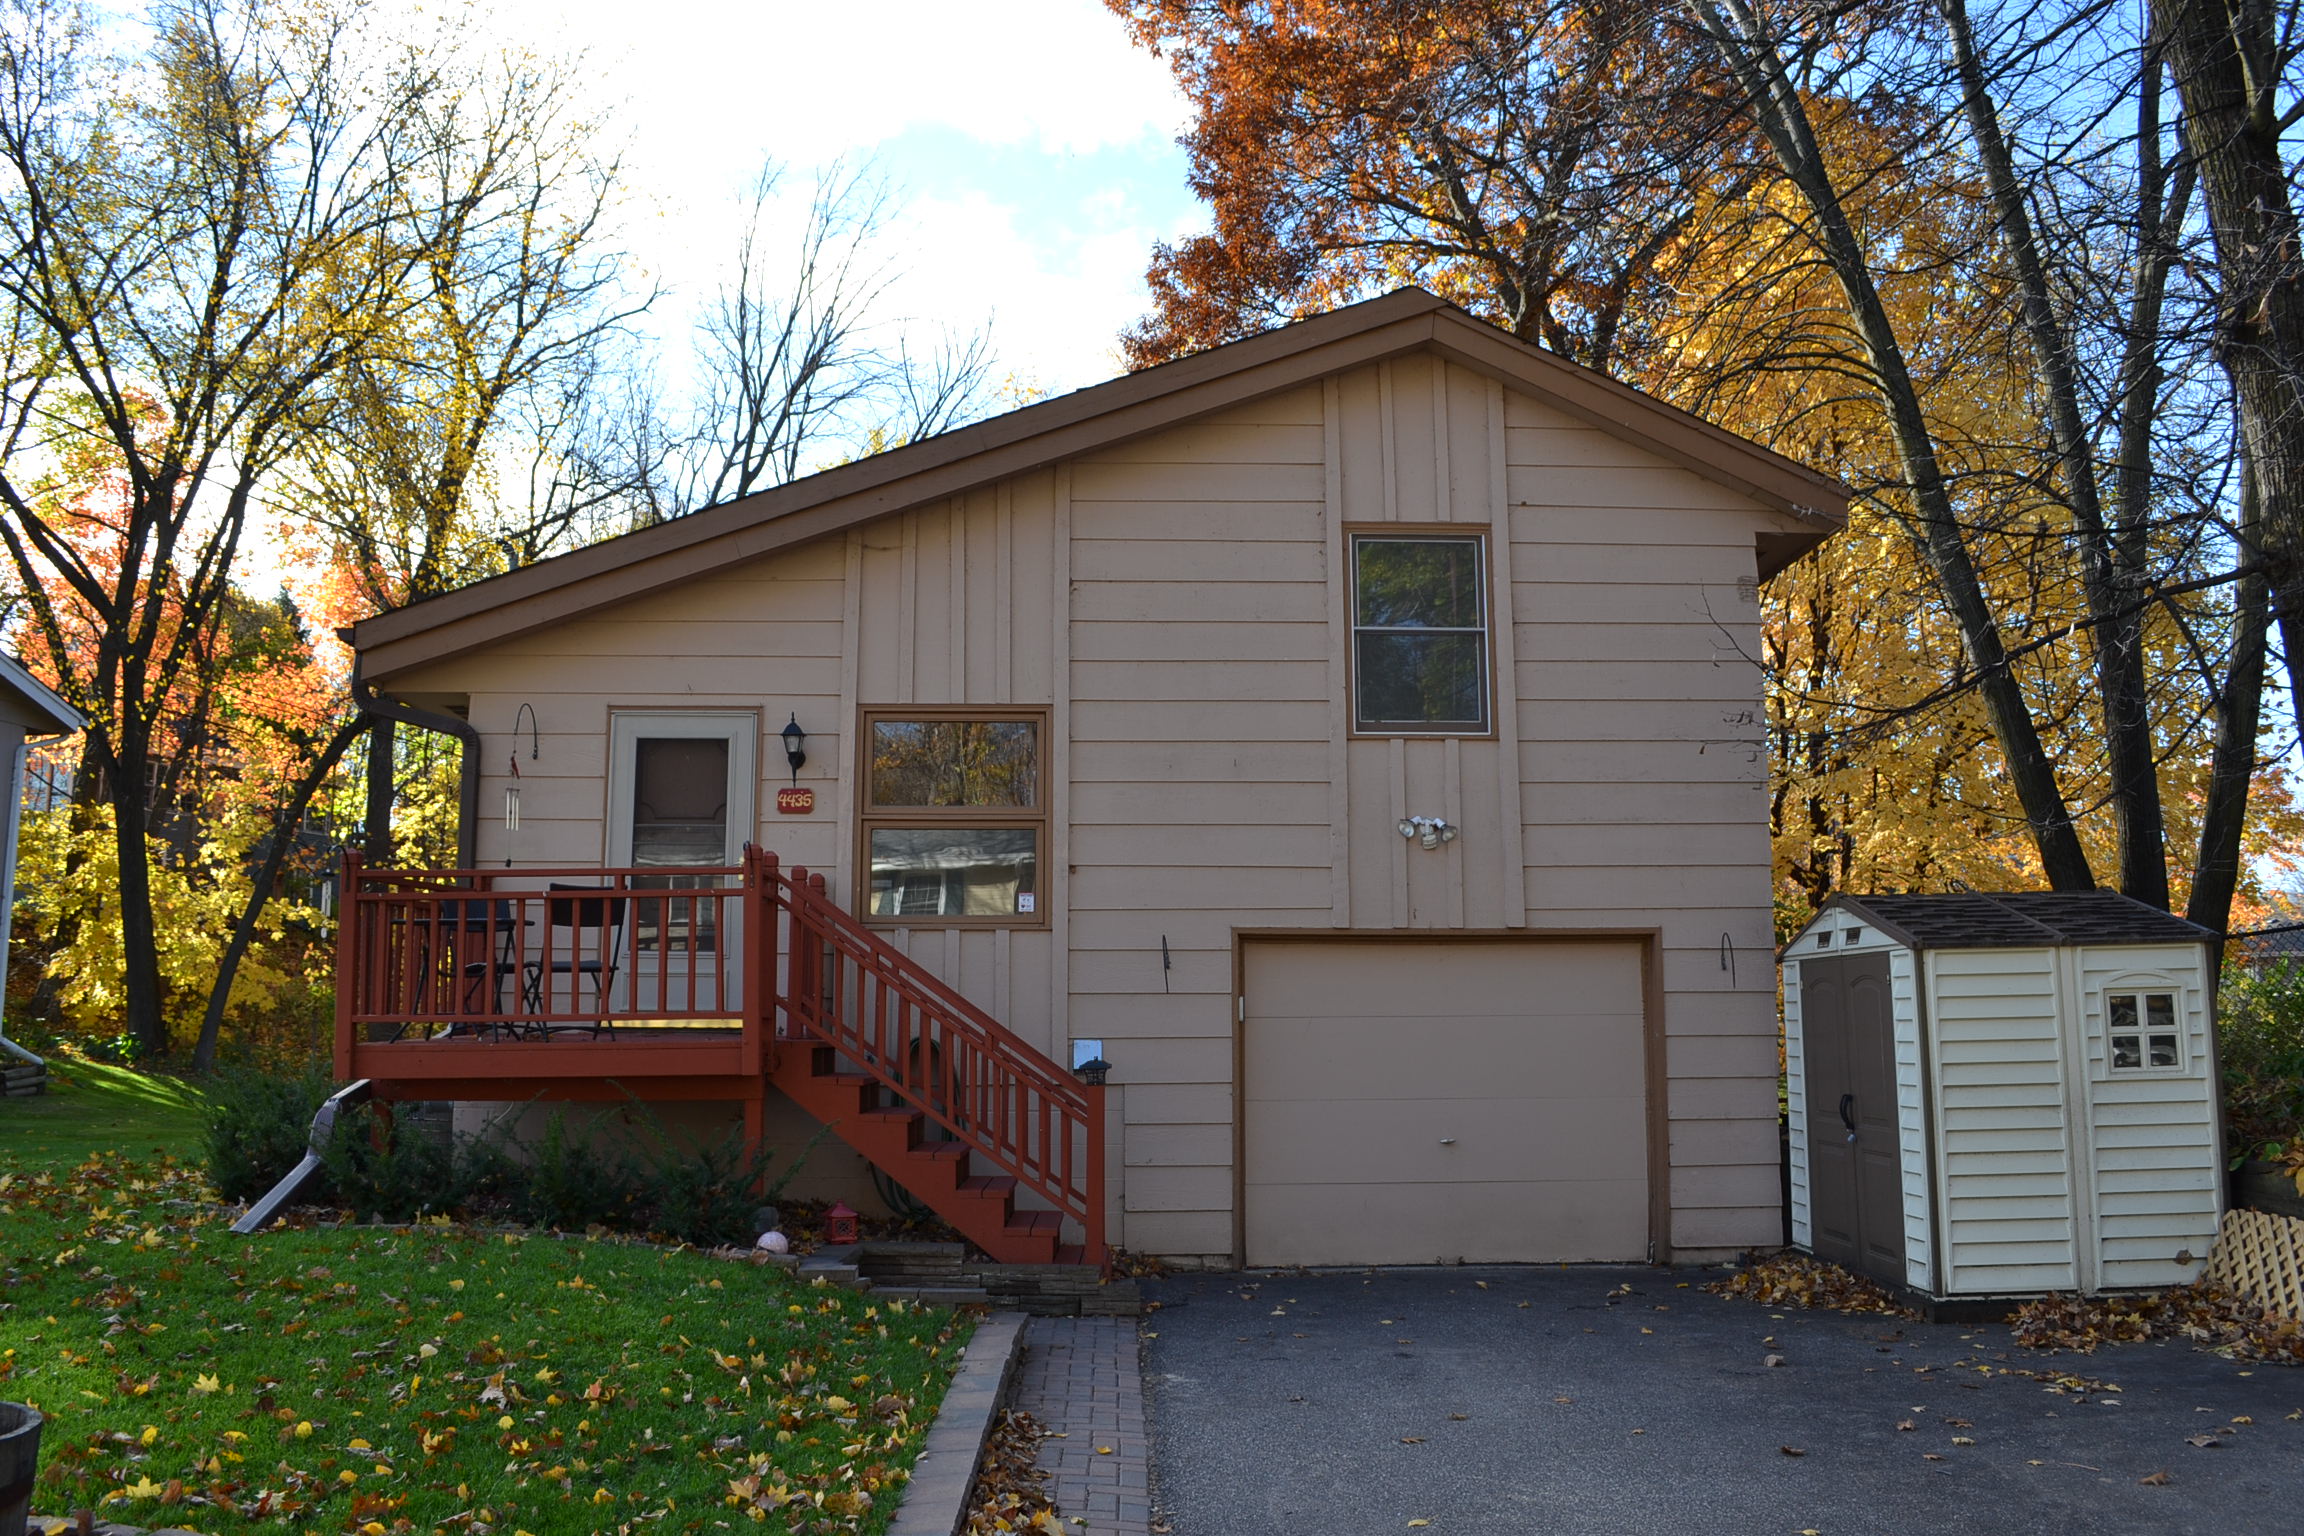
1927, 948, 2077, 1293
1072, 385, 1332, 1259
1504, 384, 1792, 1256
2076, 944, 2221, 1289
390, 546, 851, 876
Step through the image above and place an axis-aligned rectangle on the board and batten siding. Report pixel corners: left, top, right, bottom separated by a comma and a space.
2073, 944, 2220, 1290
390, 346, 1809, 1260
1924, 947, 2079, 1294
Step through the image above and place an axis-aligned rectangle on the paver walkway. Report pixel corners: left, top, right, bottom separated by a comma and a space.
1144, 1265, 2304, 1536
1012, 1316, 1153, 1535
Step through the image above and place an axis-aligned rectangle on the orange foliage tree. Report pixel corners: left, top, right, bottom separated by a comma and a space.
1109, 0, 2289, 935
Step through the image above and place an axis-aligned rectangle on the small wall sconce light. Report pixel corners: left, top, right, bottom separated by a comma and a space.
1072, 1038, 1111, 1086
824, 1200, 859, 1245
1398, 815, 1458, 851
780, 713, 807, 786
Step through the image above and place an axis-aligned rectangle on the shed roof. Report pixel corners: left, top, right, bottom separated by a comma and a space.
351, 286, 1851, 683
1809, 891, 2214, 952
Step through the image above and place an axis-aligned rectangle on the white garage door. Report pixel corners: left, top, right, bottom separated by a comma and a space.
1242, 939, 1649, 1266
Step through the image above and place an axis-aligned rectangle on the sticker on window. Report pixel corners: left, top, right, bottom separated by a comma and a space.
1017, 892, 1035, 914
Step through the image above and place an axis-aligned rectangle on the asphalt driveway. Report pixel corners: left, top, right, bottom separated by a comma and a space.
1142, 1266, 2304, 1536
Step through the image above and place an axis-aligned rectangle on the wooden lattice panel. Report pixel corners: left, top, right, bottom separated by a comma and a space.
2205, 1208, 2304, 1321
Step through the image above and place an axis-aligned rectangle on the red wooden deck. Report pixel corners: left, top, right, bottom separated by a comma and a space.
335, 850, 1105, 1267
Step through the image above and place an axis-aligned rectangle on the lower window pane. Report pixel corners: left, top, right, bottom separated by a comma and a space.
1356, 632, 1486, 728
2147, 1033, 2179, 1067
2110, 1033, 2141, 1070
869, 828, 1038, 918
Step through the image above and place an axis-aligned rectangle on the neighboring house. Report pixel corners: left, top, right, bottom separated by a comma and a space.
338, 288, 1847, 1269
0, 652, 85, 1084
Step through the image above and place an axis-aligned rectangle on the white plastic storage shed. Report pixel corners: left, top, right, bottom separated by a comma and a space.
1782, 892, 2223, 1301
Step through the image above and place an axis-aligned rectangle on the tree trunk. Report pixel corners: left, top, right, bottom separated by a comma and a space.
1683, 0, 2095, 889
100, 729, 168, 1058
2187, 457, 2270, 935
190, 717, 366, 1072
2155, 0, 2304, 741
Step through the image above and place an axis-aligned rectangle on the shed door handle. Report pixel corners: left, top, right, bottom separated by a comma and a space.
1838, 1093, 1858, 1135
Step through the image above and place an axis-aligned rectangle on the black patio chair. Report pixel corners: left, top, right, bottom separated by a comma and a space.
524, 883, 628, 1037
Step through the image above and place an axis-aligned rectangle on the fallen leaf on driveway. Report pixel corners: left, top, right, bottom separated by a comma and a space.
2184, 1435, 2222, 1449
2140, 1470, 2170, 1485
1779, 1446, 1806, 1457
1950, 1437, 1975, 1446
1765, 1354, 1787, 1368
1922, 1453, 1944, 1462
1553, 1396, 1574, 1405
1896, 1420, 1916, 1432
1407, 1521, 1430, 1528
1400, 1437, 1424, 1444
1447, 1413, 1469, 1421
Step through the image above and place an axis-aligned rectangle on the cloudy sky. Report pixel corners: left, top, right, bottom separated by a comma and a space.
484, 0, 1206, 396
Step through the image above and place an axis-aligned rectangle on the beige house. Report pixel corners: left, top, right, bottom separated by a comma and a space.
343, 288, 1846, 1268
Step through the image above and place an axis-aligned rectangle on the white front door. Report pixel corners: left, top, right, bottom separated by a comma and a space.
604, 712, 757, 1015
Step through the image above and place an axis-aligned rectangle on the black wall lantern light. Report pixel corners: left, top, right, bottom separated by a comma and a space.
780, 713, 807, 786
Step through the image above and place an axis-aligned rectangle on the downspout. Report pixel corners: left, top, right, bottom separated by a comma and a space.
350, 660, 480, 870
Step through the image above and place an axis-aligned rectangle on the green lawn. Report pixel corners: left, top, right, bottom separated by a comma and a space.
0, 1056, 211, 1166
0, 1070, 970, 1535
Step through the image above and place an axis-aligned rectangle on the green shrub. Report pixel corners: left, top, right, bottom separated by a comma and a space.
318, 1103, 522, 1222
634, 1122, 815, 1248
2218, 960, 2304, 1158
200, 1064, 335, 1201
516, 1107, 643, 1231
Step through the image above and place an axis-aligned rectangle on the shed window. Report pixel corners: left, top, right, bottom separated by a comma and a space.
2107, 991, 2180, 1071
1350, 534, 1490, 733
861, 713, 1043, 924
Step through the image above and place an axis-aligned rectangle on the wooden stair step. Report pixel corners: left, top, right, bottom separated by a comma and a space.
959, 1174, 1017, 1196
1006, 1211, 1063, 1235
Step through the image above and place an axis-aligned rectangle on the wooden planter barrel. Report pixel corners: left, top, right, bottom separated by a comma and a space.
0, 1401, 41, 1536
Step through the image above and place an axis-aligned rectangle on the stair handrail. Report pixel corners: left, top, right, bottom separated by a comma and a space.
757, 849, 1104, 1264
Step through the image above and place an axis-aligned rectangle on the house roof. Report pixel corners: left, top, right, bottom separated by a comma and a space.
0, 652, 83, 735
353, 287, 1852, 683
1797, 891, 2215, 954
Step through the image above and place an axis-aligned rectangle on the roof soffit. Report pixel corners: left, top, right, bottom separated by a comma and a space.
356, 291, 1850, 682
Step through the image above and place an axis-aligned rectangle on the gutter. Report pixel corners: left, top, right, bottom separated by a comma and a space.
349, 660, 480, 869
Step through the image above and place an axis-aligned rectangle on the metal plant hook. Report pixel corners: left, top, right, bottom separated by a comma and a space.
512, 702, 540, 766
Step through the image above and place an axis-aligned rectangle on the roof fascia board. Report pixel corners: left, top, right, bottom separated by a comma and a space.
361, 311, 1445, 680
359, 291, 1855, 682
1424, 310, 1847, 526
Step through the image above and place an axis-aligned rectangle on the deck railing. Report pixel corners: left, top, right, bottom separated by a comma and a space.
762, 849, 1106, 1264
337, 852, 761, 1043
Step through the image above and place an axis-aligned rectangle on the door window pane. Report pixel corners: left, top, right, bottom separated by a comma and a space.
632, 737, 730, 867
869, 720, 1038, 807
868, 828, 1038, 917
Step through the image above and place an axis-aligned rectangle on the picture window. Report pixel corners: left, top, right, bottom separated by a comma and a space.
860, 713, 1044, 924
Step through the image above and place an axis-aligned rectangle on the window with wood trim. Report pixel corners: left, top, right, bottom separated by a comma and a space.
860, 712, 1044, 924
1350, 532, 1491, 734
2106, 990, 2182, 1072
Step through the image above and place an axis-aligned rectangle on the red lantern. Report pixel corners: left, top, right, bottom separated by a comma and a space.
825, 1201, 859, 1245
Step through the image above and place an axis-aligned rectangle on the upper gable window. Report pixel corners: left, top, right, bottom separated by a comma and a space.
1350, 534, 1491, 734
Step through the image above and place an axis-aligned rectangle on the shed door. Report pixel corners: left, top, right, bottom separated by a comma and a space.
1242, 939, 1648, 1266
1801, 953, 1904, 1284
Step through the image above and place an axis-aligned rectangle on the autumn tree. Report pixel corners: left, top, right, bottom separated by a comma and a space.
1112, 0, 2287, 932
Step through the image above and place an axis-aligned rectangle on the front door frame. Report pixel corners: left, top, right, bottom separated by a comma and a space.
604, 708, 760, 868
